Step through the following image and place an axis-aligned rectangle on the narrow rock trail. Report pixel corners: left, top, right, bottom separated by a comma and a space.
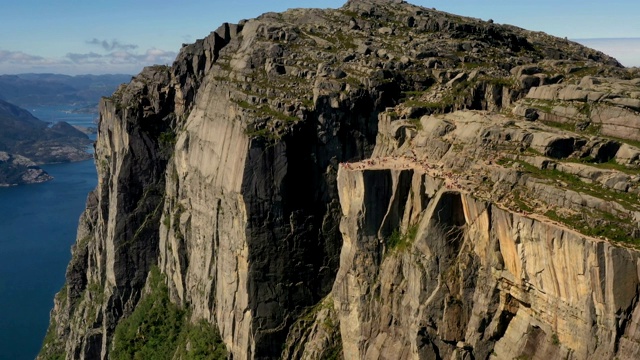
340, 154, 614, 244
341, 155, 470, 192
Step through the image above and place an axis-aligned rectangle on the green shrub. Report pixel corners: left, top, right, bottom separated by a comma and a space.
38, 318, 65, 360
174, 320, 227, 360
111, 267, 227, 359
111, 268, 184, 360
387, 224, 419, 252
159, 130, 177, 150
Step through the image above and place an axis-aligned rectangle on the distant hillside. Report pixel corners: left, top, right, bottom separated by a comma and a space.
0, 73, 131, 109
0, 152, 52, 186
0, 99, 92, 185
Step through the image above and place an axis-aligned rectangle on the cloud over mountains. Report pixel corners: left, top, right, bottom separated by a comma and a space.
66, 47, 176, 66
0, 50, 49, 65
2, 37, 637, 75
0, 38, 177, 75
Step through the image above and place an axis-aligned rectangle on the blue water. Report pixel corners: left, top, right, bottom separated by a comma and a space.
29, 104, 98, 130
0, 106, 98, 360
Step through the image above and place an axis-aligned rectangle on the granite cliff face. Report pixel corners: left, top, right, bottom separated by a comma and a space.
40, 1, 640, 359
326, 109, 640, 359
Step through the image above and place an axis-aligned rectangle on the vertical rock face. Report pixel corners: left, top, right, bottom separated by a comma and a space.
40, 1, 640, 359
40, 67, 176, 358
332, 165, 640, 359
322, 106, 640, 358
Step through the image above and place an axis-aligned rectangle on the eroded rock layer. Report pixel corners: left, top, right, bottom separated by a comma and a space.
327, 114, 640, 358
40, 1, 640, 359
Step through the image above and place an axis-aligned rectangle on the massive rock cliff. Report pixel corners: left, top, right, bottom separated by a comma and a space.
324, 110, 640, 359
40, 1, 640, 359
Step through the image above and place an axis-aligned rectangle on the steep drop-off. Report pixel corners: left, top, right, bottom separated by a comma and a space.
40, 1, 640, 359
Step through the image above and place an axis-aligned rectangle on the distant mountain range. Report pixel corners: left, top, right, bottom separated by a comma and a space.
0, 73, 131, 109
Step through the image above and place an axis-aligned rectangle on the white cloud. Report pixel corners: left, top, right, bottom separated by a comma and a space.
138, 48, 176, 64
0, 47, 177, 75
87, 38, 138, 51
66, 52, 104, 64
0, 50, 58, 65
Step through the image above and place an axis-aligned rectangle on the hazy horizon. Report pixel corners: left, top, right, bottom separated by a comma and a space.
575, 38, 640, 68
0, 36, 636, 77
2, 1, 639, 75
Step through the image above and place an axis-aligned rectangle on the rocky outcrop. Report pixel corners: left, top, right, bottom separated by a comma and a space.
514, 67, 640, 142
332, 168, 640, 359
326, 110, 640, 359
40, 1, 640, 359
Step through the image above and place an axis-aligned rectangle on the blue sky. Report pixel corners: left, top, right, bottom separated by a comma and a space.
1, 0, 639, 75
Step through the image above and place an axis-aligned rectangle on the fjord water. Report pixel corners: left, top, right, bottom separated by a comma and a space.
0, 106, 97, 359
29, 104, 98, 130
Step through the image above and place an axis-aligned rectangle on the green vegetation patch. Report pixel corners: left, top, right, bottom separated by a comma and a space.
332, 30, 357, 49
159, 129, 177, 151
234, 97, 300, 141
387, 223, 419, 252
174, 320, 228, 360
567, 157, 637, 175
111, 267, 226, 360
567, 65, 601, 79
39, 284, 73, 359
517, 160, 638, 210
511, 160, 639, 245
522, 98, 557, 114
540, 120, 576, 132
512, 190, 533, 213
483, 76, 515, 88
243, 126, 282, 141
545, 208, 636, 246
400, 78, 488, 113
111, 267, 185, 359
408, 118, 423, 130
39, 319, 65, 360
285, 296, 343, 359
